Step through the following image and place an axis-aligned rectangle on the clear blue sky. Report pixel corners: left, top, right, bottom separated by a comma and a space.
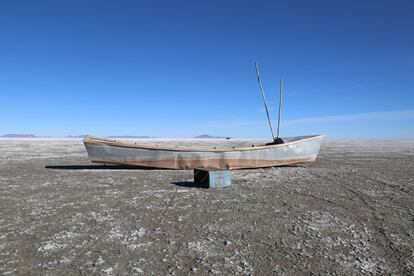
0, 0, 413, 138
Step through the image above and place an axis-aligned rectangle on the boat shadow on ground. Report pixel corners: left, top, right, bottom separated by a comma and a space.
171, 181, 208, 189
45, 164, 310, 171
44, 165, 165, 170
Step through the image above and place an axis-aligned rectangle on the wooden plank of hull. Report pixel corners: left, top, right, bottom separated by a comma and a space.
83, 135, 323, 170
90, 156, 316, 169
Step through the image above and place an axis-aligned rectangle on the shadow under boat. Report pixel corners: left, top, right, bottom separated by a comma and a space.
171, 181, 209, 188
45, 162, 310, 171
44, 164, 165, 170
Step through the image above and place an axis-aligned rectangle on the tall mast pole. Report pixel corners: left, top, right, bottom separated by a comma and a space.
254, 61, 276, 141
277, 78, 283, 138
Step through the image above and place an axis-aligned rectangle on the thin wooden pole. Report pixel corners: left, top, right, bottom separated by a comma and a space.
254, 61, 276, 141
277, 78, 283, 138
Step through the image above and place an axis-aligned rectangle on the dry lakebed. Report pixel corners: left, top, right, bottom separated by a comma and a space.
0, 138, 413, 275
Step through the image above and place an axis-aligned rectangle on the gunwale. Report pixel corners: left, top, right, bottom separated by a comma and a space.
83, 134, 324, 153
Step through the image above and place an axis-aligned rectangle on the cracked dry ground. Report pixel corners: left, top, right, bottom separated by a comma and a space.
0, 139, 413, 275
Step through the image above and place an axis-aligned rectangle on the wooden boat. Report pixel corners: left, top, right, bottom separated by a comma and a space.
84, 63, 324, 169
83, 134, 324, 170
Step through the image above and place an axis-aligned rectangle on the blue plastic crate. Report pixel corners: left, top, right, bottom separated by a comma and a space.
194, 168, 232, 188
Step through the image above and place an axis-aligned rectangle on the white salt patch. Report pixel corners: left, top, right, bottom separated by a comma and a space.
133, 267, 144, 273
38, 241, 67, 252
141, 189, 170, 194
108, 226, 124, 240
137, 227, 146, 237
37, 231, 78, 254
1, 269, 16, 275
127, 242, 153, 251
95, 256, 105, 265
102, 267, 113, 275
59, 256, 71, 264
126, 227, 146, 239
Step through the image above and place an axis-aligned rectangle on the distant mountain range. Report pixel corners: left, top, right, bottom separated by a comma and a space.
0, 134, 155, 138
194, 134, 230, 139
1, 134, 38, 138
66, 135, 155, 138
1, 133, 229, 139
108, 135, 154, 138
65, 135, 85, 138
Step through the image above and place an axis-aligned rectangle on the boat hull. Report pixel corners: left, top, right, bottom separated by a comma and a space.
83, 135, 323, 170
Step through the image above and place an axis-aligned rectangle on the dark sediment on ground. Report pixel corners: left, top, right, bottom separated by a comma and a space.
0, 139, 413, 275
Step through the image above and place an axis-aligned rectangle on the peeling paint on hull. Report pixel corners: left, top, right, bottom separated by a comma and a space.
83, 135, 324, 170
